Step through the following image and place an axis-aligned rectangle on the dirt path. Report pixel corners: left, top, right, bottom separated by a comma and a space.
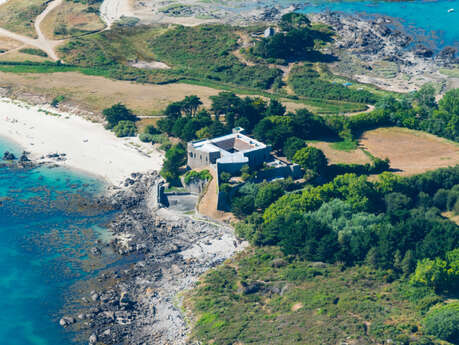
197, 168, 234, 223
100, 0, 133, 28
0, 0, 64, 61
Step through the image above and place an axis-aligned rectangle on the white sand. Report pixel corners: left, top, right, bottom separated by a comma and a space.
0, 98, 163, 185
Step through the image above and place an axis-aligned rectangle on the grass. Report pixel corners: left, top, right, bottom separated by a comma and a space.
181, 78, 369, 114
58, 26, 165, 66
439, 68, 459, 78
40, 0, 105, 40
19, 48, 48, 57
0, 0, 48, 38
185, 246, 445, 345
359, 127, 459, 176
330, 140, 358, 151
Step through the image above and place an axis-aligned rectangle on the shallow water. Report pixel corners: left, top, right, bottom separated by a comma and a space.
231, 0, 458, 50
0, 136, 115, 345
299, 0, 459, 50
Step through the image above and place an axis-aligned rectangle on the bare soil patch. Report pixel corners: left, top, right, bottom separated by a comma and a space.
0, 36, 23, 52
442, 212, 459, 226
308, 141, 371, 165
360, 127, 459, 176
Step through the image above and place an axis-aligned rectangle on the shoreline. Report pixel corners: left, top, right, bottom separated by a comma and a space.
0, 98, 164, 186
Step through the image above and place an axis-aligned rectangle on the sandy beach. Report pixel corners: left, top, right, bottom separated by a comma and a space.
0, 98, 163, 185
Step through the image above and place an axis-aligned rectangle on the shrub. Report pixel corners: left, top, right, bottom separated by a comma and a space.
103, 103, 137, 129
113, 120, 137, 137
424, 302, 459, 343
219, 171, 231, 184
293, 146, 328, 175
184, 170, 212, 184
139, 133, 154, 142
283, 137, 305, 160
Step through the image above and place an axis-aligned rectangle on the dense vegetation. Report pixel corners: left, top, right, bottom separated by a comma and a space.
188, 167, 459, 345
187, 247, 456, 345
326, 85, 459, 142
147, 25, 282, 89
289, 65, 378, 103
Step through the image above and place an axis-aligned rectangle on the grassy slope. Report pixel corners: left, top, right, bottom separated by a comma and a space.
40, 0, 105, 40
186, 247, 447, 345
0, 0, 48, 38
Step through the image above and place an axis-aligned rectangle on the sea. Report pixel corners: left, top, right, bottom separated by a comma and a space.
0, 136, 115, 345
299, 0, 459, 50
0, 0, 458, 344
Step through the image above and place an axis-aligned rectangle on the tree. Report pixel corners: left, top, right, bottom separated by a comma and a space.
231, 195, 255, 218
103, 103, 137, 129
384, 192, 412, 214
268, 212, 339, 262
279, 13, 311, 31
209, 119, 227, 137
438, 88, 459, 115
160, 144, 186, 185
414, 84, 437, 110
424, 303, 459, 344
164, 102, 183, 120
293, 146, 328, 175
266, 99, 286, 116
210, 92, 243, 128
283, 137, 305, 160
410, 248, 459, 293
181, 95, 202, 117
255, 182, 284, 210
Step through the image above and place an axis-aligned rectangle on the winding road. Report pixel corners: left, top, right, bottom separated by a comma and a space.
0, 0, 64, 61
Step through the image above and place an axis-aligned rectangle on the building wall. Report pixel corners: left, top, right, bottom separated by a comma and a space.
243, 146, 271, 169
187, 143, 220, 170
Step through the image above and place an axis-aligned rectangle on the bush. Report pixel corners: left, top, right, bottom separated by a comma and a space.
424, 302, 459, 343
289, 65, 377, 103
139, 133, 154, 142
113, 120, 137, 137
219, 171, 231, 183
293, 146, 328, 175
283, 137, 305, 160
144, 124, 159, 135
184, 170, 212, 184
103, 103, 137, 129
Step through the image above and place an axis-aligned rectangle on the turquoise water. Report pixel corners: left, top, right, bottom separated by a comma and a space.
299, 0, 459, 50
0, 136, 115, 345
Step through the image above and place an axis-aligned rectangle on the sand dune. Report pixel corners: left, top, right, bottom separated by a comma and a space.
0, 98, 163, 185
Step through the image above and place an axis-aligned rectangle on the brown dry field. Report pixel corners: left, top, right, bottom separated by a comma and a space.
0, 71, 223, 115
0, 46, 50, 62
360, 127, 459, 176
0, 71, 306, 116
307, 141, 371, 165
0, 37, 23, 52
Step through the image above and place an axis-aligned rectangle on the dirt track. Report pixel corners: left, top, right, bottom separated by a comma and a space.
0, 0, 63, 60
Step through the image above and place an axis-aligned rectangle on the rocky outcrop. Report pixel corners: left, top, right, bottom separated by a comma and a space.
60, 171, 245, 345
2, 151, 16, 160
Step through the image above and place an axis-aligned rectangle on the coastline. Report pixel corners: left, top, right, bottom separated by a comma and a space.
0, 98, 163, 186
